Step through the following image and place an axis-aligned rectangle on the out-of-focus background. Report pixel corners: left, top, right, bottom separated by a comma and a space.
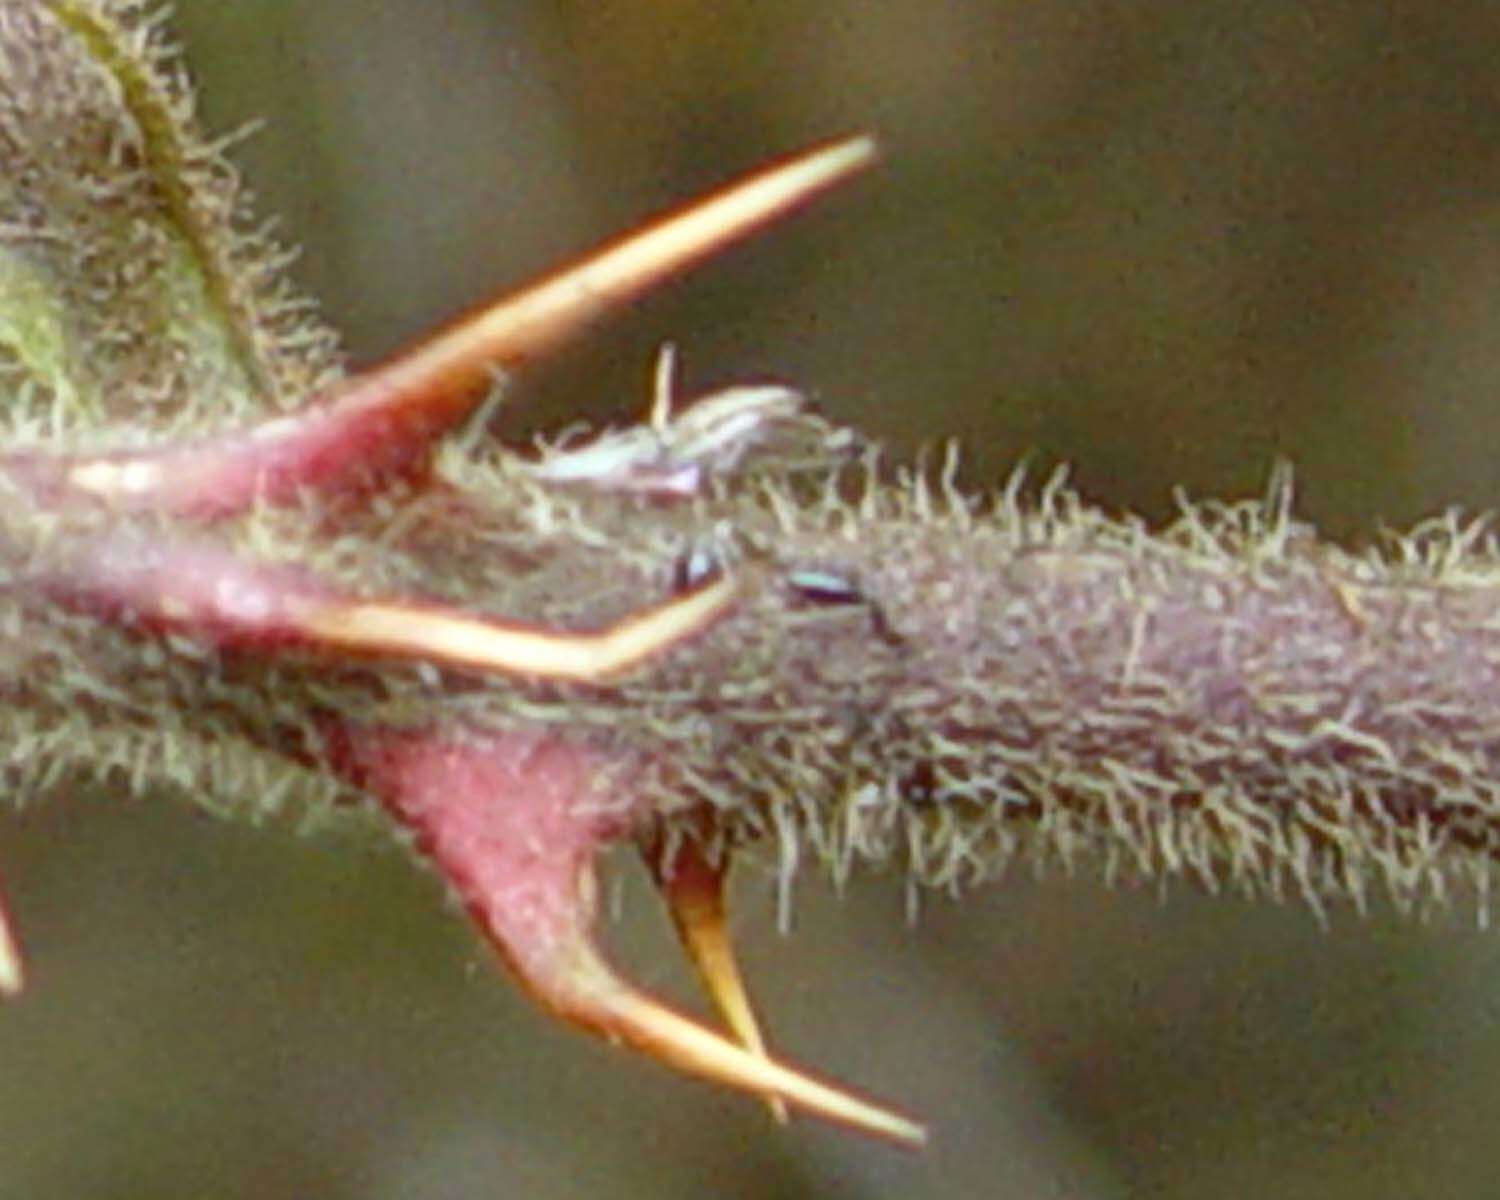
7, 1, 1500, 1195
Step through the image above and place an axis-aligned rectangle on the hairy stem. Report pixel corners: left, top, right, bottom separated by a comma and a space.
621, 463, 1500, 918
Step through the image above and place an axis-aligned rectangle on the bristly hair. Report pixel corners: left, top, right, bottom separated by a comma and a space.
7, 0, 1500, 939
11, 419, 1500, 927
356, 442, 1500, 924
16, 0, 1500, 1144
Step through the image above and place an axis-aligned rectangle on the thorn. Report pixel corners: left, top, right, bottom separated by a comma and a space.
0, 869, 25, 998
299, 570, 737, 681
648, 837, 787, 1122
12, 134, 878, 516
535, 867, 926, 1148
61, 531, 737, 684
362, 728, 924, 1148
561, 949, 926, 1147
346, 133, 879, 418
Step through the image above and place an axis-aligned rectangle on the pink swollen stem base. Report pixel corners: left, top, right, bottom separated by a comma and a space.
340, 726, 925, 1146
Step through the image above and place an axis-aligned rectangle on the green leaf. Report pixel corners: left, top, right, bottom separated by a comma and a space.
0, 0, 339, 450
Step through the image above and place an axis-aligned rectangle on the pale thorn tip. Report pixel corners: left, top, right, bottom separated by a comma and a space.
586, 974, 927, 1147
0, 881, 24, 998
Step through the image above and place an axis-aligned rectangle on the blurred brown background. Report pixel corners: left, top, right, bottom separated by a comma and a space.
7, 1, 1500, 1196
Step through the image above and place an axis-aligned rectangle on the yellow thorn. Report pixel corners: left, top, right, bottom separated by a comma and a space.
404, 750, 924, 1145
653, 840, 788, 1122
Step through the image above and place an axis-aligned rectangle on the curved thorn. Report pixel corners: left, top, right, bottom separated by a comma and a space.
650, 839, 788, 1122
58, 532, 736, 683
15, 135, 878, 516
297, 572, 737, 682
354, 727, 924, 1146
